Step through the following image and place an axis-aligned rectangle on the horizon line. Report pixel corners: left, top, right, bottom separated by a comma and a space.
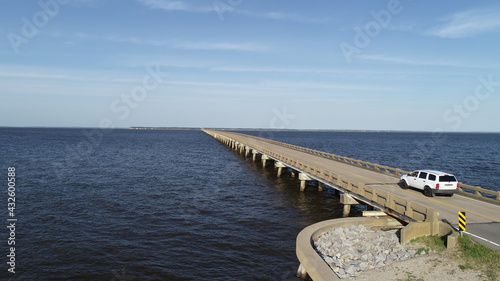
1, 126, 499, 134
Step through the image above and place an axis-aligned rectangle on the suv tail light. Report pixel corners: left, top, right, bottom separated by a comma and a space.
457, 182, 460, 189
436, 183, 440, 189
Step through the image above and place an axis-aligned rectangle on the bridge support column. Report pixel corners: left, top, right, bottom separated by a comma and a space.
340, 193, 360, 217
318, 182, 324, 192
298, 173, 312, 191
274, 161, 287, 177
261, 155, 270, 168
297, 264, 308, 280
245, 147, 250, 157
252, 150, 258, 162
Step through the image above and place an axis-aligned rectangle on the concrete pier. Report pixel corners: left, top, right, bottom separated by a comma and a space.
298, 173, 312, 191
261, 154, 270, 168
252, 150, 258, 162
340, 193, 360, 217
275, 161, 287, 177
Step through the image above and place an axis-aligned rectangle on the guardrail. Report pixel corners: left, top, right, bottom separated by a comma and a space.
227, 132, 409, 177
458, 183, 500, 203
204, 129, 440, 222
204, 129, 499, 203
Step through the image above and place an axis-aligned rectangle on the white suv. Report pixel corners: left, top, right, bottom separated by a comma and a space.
399, 170, 459, 197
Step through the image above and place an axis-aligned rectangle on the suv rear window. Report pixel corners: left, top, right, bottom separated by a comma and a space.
428, 174, 436, 181
439, 175, 457, 182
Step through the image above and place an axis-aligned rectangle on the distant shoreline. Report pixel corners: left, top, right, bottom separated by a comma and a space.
129, 127, 500, 133
130, 127, 418, 132
0, 126, 498, 133
132, 127, 419, 133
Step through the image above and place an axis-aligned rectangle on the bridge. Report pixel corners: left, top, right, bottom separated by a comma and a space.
203, 129, 500, 251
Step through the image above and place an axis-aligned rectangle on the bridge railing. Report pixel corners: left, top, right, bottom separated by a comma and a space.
223, 131, 410, 177
261, 145, 436, 222
204, 129, 439, 222
458, 183, 500, 202
206, 130, 499, 203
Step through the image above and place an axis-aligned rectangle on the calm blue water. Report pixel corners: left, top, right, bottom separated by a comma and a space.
0, 128, 498, 280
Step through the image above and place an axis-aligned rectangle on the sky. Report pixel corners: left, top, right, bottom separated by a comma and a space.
1, 0, 500, 132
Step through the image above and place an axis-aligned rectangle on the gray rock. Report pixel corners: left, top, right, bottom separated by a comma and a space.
345, 265, 357, 276
314, 225, 417, 279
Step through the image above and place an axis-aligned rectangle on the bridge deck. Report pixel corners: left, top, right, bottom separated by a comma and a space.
205, 130, 500, 249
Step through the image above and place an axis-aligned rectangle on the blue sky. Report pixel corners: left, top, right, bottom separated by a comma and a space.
1, 0, 500, 131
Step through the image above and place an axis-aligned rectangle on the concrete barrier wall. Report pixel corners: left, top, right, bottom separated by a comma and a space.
400, 221, 459, 249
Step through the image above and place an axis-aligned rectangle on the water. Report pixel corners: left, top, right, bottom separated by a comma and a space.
0, 128, 498, 280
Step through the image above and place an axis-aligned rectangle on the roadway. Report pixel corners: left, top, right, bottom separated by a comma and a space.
217, 131, 500, 250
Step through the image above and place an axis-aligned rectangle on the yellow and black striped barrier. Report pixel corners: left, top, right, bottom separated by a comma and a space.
458, 211, 466, 231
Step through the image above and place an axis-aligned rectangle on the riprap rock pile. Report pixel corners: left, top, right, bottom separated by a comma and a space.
314, 224, 418, 279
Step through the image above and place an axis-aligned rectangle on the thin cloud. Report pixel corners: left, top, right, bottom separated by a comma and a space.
211, 67, 331, 74
166, 80, 249, 88
287, 98, 370, 104
136, 0, 212, 13
136, 0, 331, 24
59, 32, 267, 53
210, 66, 427, 77
260, 80, 398, 92
427, 7, 500, 38
122, 37, 267, 52
0, 72, 81, 80
358, 55, 462, 67
175, 41, 267, 52
237, 10, 333, 24
0, 68, 144, 84
103, 36, 171, 47
358, 54, 498, 69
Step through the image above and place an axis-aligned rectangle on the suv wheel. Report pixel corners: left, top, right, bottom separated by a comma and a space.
399, 180, 409, 189
424, 186, 434, 197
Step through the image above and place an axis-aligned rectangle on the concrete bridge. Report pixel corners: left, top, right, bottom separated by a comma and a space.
203, 129, 500, 249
